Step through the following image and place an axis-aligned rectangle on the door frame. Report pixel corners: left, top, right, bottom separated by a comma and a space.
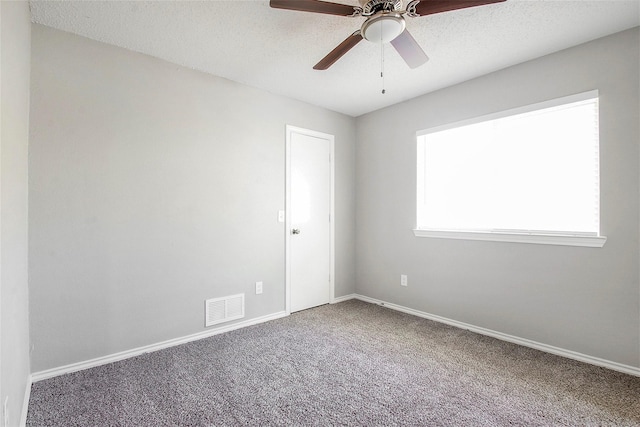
285, 125, 335, 315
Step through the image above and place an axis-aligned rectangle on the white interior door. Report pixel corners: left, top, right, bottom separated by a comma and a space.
286, 126, 334, 313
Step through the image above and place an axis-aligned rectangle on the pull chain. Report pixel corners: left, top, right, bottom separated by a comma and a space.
380, 33, 386, 94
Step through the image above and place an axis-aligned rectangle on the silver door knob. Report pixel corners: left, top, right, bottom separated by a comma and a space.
292, 229, 301, 235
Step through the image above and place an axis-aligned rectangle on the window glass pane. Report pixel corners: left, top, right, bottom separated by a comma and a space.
417, 93, 599, 235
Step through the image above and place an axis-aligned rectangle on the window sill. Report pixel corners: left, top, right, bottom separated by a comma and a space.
413, 229, 607, 248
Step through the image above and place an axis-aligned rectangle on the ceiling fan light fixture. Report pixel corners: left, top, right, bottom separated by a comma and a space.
361, 13, 406, 43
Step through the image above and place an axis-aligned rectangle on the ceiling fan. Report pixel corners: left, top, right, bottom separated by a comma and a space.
270, 0, 506, 70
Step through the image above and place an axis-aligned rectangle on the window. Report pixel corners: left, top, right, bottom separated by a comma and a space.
415, 91, 606, 247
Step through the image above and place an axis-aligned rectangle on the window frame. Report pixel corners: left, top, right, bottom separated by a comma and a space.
414, 90, 606, 248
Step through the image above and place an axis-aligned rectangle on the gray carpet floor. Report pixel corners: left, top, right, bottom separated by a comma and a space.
27, 300, 640, 426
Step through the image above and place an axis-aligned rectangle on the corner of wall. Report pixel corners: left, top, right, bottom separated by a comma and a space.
0, 0, 33, 426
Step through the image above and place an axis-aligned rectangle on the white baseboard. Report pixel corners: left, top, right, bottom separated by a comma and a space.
31, 311, 288, 382
20, 375, 32, 427
352, 294, 640, 377
331, 293, 356, 304
28, 295, 640, 384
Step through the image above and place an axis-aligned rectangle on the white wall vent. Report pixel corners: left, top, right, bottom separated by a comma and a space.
205, 293, 245, 327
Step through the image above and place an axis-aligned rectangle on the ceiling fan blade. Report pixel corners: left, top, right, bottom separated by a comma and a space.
390, 29, 429, 69
411, 0, 506, 17
270, 0, 358, 16
314, 31, 363, 70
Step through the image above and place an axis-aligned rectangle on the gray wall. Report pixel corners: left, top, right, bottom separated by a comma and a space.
356, 28, 640, 368
28, 20, 639, 375
29, 25, 356, 372
1, 0, 32, 424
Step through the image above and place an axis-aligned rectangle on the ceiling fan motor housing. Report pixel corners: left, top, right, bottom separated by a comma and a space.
358, 0, 403, 15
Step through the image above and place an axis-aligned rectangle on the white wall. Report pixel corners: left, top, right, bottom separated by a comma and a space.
29, 25, 356, 372
356, 28, 640, 368
1, 0, 32, 424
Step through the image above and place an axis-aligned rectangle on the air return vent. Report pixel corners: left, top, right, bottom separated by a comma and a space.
205, 293, 245, 327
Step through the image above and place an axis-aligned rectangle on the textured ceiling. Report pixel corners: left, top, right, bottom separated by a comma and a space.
30, 0, 640, 117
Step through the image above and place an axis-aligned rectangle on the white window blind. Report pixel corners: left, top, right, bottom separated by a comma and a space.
416, 91, 604, 246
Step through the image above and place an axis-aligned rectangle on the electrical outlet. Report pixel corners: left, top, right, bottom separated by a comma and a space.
400, 275, 408, 287
278, 210, 285, 223
255, 281, 263, 295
